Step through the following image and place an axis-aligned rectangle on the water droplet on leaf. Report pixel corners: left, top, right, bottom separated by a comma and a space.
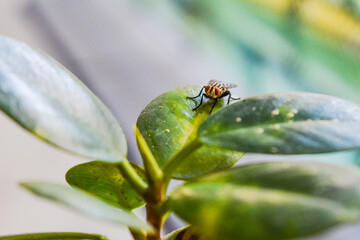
270, 147, 278, 153
256, 128, 264, 134
287, 112, 294, 118
273, 124, 281, 129
271, 109, 280, 116
290, 109, 298, 114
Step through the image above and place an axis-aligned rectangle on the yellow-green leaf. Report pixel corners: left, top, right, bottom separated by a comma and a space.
136, 86, 243, 179
168, 161, 360, 240
66, 161, 146, 210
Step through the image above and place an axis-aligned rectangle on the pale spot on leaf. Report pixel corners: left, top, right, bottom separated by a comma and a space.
271, 109, 280, 116
256, 128, 264, 134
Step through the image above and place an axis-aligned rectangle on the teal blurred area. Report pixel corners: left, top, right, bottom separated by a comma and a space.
167, 0, 360, 99
146, 0, 360, 166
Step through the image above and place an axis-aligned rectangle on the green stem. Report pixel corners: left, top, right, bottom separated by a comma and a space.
129, 228, 147, 240
143, 138, 202, 240
146, 203, 162, 240
144, 180, 168, 240
135, 127, 163, 185
118, 160, 148, 196
135, 129, 168, 240
133, 133, 202, 239
163, 138, 203, 181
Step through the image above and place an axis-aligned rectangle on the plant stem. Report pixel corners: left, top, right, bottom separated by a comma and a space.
135, 127, 166, 239
145, 182, 166, 240
143, 139, 203, 240
118, 160, 148, 195
146, 205, 161, 240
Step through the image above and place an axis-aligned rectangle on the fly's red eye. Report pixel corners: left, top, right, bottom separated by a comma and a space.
214, 87, 221, 95
205, 85, 211, 92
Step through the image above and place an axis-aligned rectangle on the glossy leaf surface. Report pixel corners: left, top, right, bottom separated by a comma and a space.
0, 37, 126, 162
20, 182, 153, 232
169, 161, 360, 240
0, 232, 108, 240
199, 92, 360, 154
137, 86, 243, 179
66, 161, 146, 210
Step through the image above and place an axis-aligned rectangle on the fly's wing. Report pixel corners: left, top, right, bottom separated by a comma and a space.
208, 80, 237, 89
223, 82, 237, 89
208, 79, 218, 85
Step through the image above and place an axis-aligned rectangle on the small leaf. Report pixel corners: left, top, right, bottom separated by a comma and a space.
0, 232, 108, 240
0, 37, 126, 162
66, 161, 146, 210
136, 86, 243, 179
168, 161, 360, 240
199, 92, 360, 154
163, 227, 211, 240
20, 182, 153, 233
162, 228, 186, 240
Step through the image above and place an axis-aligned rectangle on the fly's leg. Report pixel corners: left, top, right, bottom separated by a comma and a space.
220, 91, 230, 104
193, 93, 206, 111
209, 98, 218, 114
230, 96, 241, 101
225, 91, 240, 104
187, 86, 205, 99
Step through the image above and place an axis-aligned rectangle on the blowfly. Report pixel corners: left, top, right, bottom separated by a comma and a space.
187, 80, 241, 114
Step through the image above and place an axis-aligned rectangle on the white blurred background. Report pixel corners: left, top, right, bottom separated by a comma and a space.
1, 1, 360, 239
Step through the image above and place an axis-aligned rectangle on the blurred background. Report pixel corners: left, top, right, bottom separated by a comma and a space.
1, 0, 360, 239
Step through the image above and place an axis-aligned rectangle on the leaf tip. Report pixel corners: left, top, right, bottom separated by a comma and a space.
19, 181, 33, 190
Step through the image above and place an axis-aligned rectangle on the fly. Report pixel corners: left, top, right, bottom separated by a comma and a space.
187, 80, 241, 114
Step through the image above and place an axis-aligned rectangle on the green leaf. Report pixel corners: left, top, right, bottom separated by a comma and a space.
163, 227, 210, 240
66, 161, 146, 210
136, 86, 244, 179
168, 161, 360, 240
0, 37, 126, 162
199, 92, 360, 154
162, 228, 186, 240
20, 182, 153, 233
0, 232, 108, 240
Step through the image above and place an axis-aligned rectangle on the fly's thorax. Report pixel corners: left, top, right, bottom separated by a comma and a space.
205, 85, 226, 99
